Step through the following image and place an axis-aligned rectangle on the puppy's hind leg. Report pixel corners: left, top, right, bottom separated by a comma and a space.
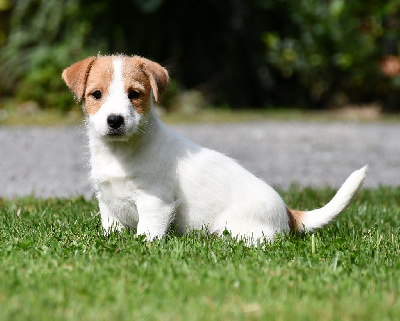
226, 224, 277, 245
214, 208, 278, 245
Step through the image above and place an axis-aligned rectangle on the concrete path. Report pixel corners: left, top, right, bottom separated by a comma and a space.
0, 121, 398, 198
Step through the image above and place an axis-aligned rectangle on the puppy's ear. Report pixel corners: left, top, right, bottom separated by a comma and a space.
137, 57, 169, 104
62, 56, 97, 101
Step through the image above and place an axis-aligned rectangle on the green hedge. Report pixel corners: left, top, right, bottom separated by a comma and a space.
0, 0, 399, 111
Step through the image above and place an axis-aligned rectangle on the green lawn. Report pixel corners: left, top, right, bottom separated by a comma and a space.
0, 187, 399, 320
1, 105, 400, 126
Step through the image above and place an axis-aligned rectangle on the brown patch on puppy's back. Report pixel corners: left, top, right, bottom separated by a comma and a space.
287, 207, 305, 233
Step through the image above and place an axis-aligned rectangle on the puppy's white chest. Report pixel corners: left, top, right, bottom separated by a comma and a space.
98, 177, 137, 200
91, 158, 136, 199
89, 139, 144, 228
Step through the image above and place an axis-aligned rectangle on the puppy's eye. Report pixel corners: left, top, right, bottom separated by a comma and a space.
91, 90, 102, 100
128, 90, 140, 100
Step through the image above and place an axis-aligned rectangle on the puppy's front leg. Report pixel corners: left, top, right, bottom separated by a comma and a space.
136, 194, 175, 241
99, 200, 124, 235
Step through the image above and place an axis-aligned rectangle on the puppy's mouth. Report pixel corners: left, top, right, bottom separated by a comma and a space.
107, 128, 125, 136
103, 128, 131, 141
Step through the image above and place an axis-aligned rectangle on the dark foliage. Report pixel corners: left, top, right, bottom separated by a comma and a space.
0, 0, 399, 110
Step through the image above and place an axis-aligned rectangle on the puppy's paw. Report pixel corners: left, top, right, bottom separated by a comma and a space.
102, 222, 124, 236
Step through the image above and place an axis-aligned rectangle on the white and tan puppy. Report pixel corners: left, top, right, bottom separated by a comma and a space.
62, 54, 367, 243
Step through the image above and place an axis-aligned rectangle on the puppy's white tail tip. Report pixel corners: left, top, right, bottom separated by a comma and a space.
298, 165, 368, 232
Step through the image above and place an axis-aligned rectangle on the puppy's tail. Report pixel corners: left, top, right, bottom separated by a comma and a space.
287, 165, 367, 233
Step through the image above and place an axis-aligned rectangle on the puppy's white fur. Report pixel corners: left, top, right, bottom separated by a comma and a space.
63, 55, 367, 243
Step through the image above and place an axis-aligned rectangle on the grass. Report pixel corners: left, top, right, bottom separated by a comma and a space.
1, 103, 400, 126
0, 187, 399, 320
0, 108, 85, 127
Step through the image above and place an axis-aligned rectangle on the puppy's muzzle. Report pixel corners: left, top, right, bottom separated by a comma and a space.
107, 114, 125, 130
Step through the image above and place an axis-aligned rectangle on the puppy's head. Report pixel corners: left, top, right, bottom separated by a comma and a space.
62, 55, 169, 140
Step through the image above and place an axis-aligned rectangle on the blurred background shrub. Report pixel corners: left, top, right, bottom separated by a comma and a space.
0, 0, 399, 112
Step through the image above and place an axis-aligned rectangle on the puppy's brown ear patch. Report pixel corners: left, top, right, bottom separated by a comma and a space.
62, 56, 97, 101
137, 56, 169, 103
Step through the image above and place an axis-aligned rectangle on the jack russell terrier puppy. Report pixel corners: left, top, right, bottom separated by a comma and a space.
62, 54, 367, 243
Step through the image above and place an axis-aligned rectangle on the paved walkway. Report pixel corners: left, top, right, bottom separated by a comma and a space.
0, 121, 398, 198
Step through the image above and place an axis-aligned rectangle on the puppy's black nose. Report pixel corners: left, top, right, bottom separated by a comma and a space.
107, 114, 124, 129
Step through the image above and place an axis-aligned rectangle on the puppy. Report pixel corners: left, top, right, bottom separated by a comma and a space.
62, 54, 367, 243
